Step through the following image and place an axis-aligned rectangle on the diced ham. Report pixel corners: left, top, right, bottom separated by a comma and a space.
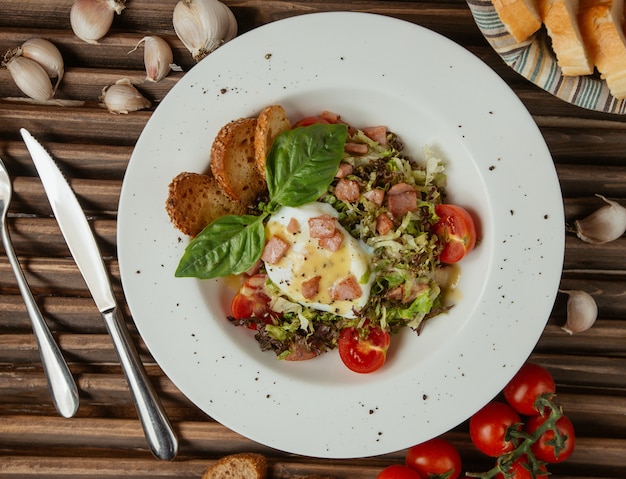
386, 282, 429, 304
308, 214, 337, 238
286, 217, 300, 234
335, 162, 353, 178
362, 125, 388, 145
364, 188, 385, 206
284, 341, 319, 361
330, 275, 362, 301
301, 275, 321, 299
344, 142, 369, 155
376, 213, 394, 235
319, 110, 340, 123
261, 235, 290, 265
335, 178, 360, 202
387, 182, 418, 218
318, 229, 343, 252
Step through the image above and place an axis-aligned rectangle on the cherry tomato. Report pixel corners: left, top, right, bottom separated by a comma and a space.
431, 204, 477, 264
470, 401, 522, 457
293, 116, 331, 128
230, 274, 273, 329
405, 438, 462, 479
525, 414, 576, 463
337, 324, 390, 374
494, 456, 548, 479
377, 465, 423, 479
503, 363, 556, 416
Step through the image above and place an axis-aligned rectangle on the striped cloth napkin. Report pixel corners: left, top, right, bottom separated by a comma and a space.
466, 0, 626, 114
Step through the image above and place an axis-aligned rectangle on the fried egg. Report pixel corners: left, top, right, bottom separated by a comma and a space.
264, 202, 374, 318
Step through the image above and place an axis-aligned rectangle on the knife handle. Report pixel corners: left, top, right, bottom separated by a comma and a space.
101, 307, 178, 460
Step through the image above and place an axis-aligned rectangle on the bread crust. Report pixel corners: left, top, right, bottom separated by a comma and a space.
165, 171, 247, 237
201, 453, 267, 479
579, 0, 626, 98
254, 104, 292, 177
492, 0, 542, 42
210, 117, 267, 203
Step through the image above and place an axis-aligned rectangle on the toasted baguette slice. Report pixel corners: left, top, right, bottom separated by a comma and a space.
579, 0, 626, 98
201, 453, 267, 479
165, 172, 247, 237
492, 0, 543, 42
254, 104, 292, 177
211, 117, 267, 203
539, 0, 594, 75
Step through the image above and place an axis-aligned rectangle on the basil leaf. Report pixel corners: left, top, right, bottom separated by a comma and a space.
266, 123, 348, 207
175, 214, 267, 279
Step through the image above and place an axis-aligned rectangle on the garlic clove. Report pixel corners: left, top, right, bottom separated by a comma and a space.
70, 0, 126, 44
130, 36, 173, 82
173, 0, 235, 62
560, 289, 598, 334
5, 55, 54, 102
218, 0, 238, 42
100, 78, 151, 114
574, 194, 626, 244
19, 38, 64, 93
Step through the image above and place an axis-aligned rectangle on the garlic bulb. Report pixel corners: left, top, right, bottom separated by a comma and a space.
574, 194, 626, 244
4, 55, 54, 102
70, 0, 126, 45
173, 0, 237, 62
129, 36, 173, 82
19, 38, 64, 93
100, 78, 151, 114
560, 289, 598, 334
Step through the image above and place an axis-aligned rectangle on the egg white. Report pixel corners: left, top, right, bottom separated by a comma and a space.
264, 202, 374, 318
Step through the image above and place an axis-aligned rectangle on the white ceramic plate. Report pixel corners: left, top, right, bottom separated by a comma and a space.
118, 12, 564, 459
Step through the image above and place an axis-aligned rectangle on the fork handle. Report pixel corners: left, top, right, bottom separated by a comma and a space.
1, 223, 79, 418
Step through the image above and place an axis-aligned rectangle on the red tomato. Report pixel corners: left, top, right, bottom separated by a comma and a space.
503, 363, 556, 416
293, 116, 331, 128
494, 456, 548, 479
469, 401, 522, 457
525, 414, 576, 463
405, 438, 462, 479
431, 204, 477, 264
377, 465, 423, 479
337, 324, 390, 374
231, 274, 273, 329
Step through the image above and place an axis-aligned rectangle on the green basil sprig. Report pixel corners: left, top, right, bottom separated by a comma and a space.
175, 123, 348, 279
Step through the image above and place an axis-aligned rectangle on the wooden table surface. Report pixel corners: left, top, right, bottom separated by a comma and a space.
1, 1, 625, 478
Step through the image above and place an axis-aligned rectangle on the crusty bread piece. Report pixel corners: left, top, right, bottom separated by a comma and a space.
539, 0, 594, 75
165, 171, 247, 237
211, 117, 267, 203
579, 0, 626, 98
492, 0, 543, 42
201, 453, 267, 479
254, 104, 292, 177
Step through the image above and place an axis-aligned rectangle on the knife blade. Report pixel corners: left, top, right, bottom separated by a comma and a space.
21, 128, 178, 461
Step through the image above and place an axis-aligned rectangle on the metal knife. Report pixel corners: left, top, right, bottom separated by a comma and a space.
21, 128, 178, 461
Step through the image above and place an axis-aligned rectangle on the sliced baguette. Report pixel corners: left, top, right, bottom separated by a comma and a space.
539, 0, 594, 75
210, 117, 267, 203
579, 0, 626, 98
492, 0, 543, 42
254, 104, 292, 177
201, 453, 267, 479
165, 171, 247, 237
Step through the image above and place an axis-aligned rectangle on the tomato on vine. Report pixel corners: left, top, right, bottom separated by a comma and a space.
377, 464, 423, 479
405, 438, 462, 479
494, 456, 548, 479
469, 401, 522, 457
503, 363, 555, 416
525, 414, 576, 463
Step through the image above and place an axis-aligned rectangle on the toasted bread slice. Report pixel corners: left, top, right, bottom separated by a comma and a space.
254, 104, 292, 177
539, 0, 594, 75
492, 0, 542, 42
211, 117, 267, 203
166, 171, 247, 237
201, 453, 267, 479
579, 0, 626, 98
